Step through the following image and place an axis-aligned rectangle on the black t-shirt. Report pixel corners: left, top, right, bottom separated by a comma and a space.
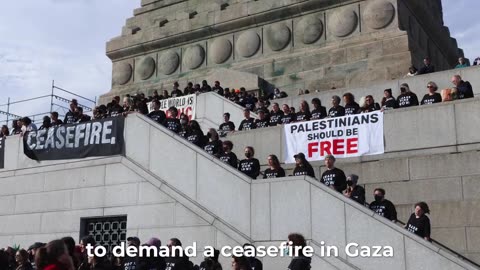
165, 256, 190, 270
110, 104, 124, 117
220, 152, 238, 168
269, 111, 283, 126
164, 118, 181, 133
148, 110, 167, 125
198, 260, 222, 270
295, 111, 311, 122
255, 119, 270, 129
362, 103, 381, 113
421, 93, 442, 105
328, 106, 345, 118
124, 255, 139, 270
349, 185, 366, 205
320, 168, 347, 192
219, 122, 235, 132
293, 165, 315, 178
288, 256, 311, 270
64, 110, 77, 124
369, 199, 397, 221
457, 81, 474, 99
247, 257, 262, 270
239, 118, 256, 131
238, 158, 260, 179
171, 89, 183, 97
187, 129, 205, 148
204, 140, 222, 156
178, 126, 188, 138
279, 113, 295, 124
397, 92, 419, 108
406, 213, 431, 238
383, 97, 397, 110
263, 167, 286, 179
78, 115, 91, 123
344, 102, 360, 115
311, 107, 327, 120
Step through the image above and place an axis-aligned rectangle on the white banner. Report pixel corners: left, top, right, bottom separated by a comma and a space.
148, 94, 196, 120
284, 112, 384, 163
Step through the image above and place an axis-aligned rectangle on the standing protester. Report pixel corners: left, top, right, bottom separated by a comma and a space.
201, 80, 212, 93
369, 188, 397, 222
418, 57, 435, 75
186, 120, 206, 148
148, 100, 167, 125
78, 235, 96, 270
238, 109, 256, 131
269, 103, 283, 126
27, 242, 45, 269
64, 99, 78, 124
139, 238, 166, 270
212, 81, 224, 96
197, 249, 222, 270
15, 249, 32, 270
343, 93, 360, 115
164, 107, 181, 133
286, 233, 311, 270
165, 238, 192, 270
292, 153, 315, 178
1, 125, 10, 137
405, 202, 431, 241
11, 120, 22, 135
310, 98, 327, 120
451, 75, 474, 99
242, 243, 263, 270
254, 109, 270, 129
219, 113, 236, 136
421, 82, 442, 105
263, 155, 286, 179
381, 89, 397, 110
75, 107, 91, 123
50, 112, 63, 126
35, 240, 75, 270
328, 96, 345, 118
397, 83, 419, 108
109, 97, 124, 117
184, 82, 195, 95
178, 114, 190, 138
296, 101, 311, 122
279, 104, 295, 125
320, 155, 347, 192
124, 236, 141, 270
238, 146, 261, 179
343, 174, 366, 205
361, 95, 381, 113
219, 141, 238, 168
61, 236, 79, 269
171, 82, 183, 97
204, 129, 222, 157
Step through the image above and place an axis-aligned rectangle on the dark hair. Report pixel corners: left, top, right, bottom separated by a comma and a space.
17, 249, 29, 264
189, 120, 202, 131
21, 117, 32, 126
71, 99, 78, 105
374, 188, 386, 196
1, 125, 9, 136
153, 99, 160, 106
288, 233, 307, 248
169, 106, 178, 115
35, 239, 68, 270
415, 202, 430, 214
80, 235, 96, 247
223, 112, 230, 118
223, 140, 233, 150
332, 95, 341, 103
300, 100, 310, 114
0, 250, 9, 269
245, 146, 255, 156
169, 238, 182, 247
342, 93, 354, 104
268, 155, 281, 169
232, 255, 250, 270
51, 112, 59, 118
61, 237, 75, 257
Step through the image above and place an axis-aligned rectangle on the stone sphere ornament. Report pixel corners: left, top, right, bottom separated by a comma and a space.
363, 0, 396, 30
210, 38, 232, 64
298, 16, 324, 44
137, 56, 156, 80
184, 44, 205, 70
236, 31, 261, 58
329, 8, 358, 37
113, 62, 132, 85
158, 50, 179, 75
266, 24, 291, 51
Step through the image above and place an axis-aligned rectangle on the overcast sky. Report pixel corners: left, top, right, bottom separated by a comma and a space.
0, 0, 478, 122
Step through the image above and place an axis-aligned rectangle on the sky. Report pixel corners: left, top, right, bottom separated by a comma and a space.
0, 0, 478, 124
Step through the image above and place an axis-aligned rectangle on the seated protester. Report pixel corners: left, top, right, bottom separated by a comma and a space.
219, 112, 236, 136
223, 87, 232, 99
204, 129, 222, 157
11, 120, 22, 135
171, 82, 183, 97
75, 107, 91, 123
39, 116, 52, 130
328, 95, 345, 118
147, 100, 167, 125
219, 141, 238, 168
320, 155, 347, 192
455, 57, 469, 69
178, 114, 189, 139
451, 75, 474, 99
405, 66, 418, 78
292, 153, 315, 178
123, 96, 133, 112
0, 125, 9, 138
361, 95, 381, 113
239, 109, 256, 131
397, 83, 419, 108
238, 146, 261, 179
149, 90, 161, 101
269, 103, 283, 126
405, 202, 431, 241
193, 83, 202, 94
243, 243, 263, 270
164, 107, 181, 133
263, 155, 286, 179
256, 100, 270, 119
287, 233, 311, 270
19, 117, 37, 134
421, 81, 442, 105
311, 98, 327, 120
201, 80, 212, 93
369, 188, 397, 222
161, 90, 170, 100
165, 238, 192, 270
296, 100, 311, 122
343, 93, 360, 115
109, 98, 124, 117
64, 99, 78, 124
343, 174, 365, 205
228, 91, 237, 103
243, 94, 257, 112
212, 81, 224, 96
186, 120, 206, 148
417, 57, 435, 75
279, 104, 295, 124
183, 82, 194, 95
381, 89, 398, 110
197, 249, 222, 270
255, 109, 270, 129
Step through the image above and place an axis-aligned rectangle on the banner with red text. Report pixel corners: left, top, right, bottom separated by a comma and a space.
148, 94, 196, 120
284, 112, 384, 163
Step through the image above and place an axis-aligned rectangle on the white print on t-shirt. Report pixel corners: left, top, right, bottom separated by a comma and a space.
407, 224, 418, 233
240, 161, 254, 172
370, 205, 386, 216
322, 173, 335, 186
398, 96, 412, 106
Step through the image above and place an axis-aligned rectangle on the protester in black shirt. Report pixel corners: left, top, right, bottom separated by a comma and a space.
310, 98, 327, 120
397, 83, 419, 108
11, 120, 22, 135
212, 81, 224, 96
381, 89, 397, 110
1, 125, 9, 138
204, 128, 222, 157
255, 110, 270, 129
421, 81, 442, 105
39, 116, 52, 130
184, 82, 195, 95
296, 101, 311, 122
343, 93, 360, 115
269, 103, 283, 126
162, 90, 170, 100
255, 100, 270, 118
178, 114, 190, 138
243, 94, 257, 112
187, 120, 205, 148
165, 238, 192, 270
78, 235, 96, 270
164, 107, 181, 133
292, 153, 315, 178
405, 202, 431, 241
219, 141, 238, 168
238, 146, 260, 179
170, 82, 182, 97
361, 95, 381, 113
239, 109, 256, 131
452, 75, 474, 99
150, 90, 161, 101
343, 174, 365, 205
418, 57, 435, 75
64, 99, 78, 124
75, 107, 91, 123
369, 188, 397, 222
148, 99, 167, 125
287, 233, 311, 270
197, 249, 222, 270
218, 112, 235, 137
200, 80, 212, 93
279, 104, 295, 124
231, 256, 250, 270
109, 99, 124, 117
243, 243, 263, 270
263, 155, 285, 179
320, 154, 346, 192
328, 96, 345, 118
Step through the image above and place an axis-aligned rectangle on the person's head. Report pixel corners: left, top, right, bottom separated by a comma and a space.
267, 155, 281, 169
384, 89, 392, 98
194, 84, 201, 90
458, 57, 465, 65
12, 119, 19, 129
244, 146, 254, 159
50, 112, 59, 121
223, 112, 230, 122
426, 81, 438, 93
70, 99, 78, 111
451, 75, 462, 86
79, 235, 96, 253
294, 152, 307, 167
423, 57, 431, 66
373, 188, 386, 202
189, 120, 201, 131
400, 83, 410, 93
243, 109, 250, 119
152, 99, 160, 111
127, 236, 140, 248
287, 233, 307, 248
300, 100, 310, 113
169, 106, 178, 118
123, 96, 132, 107
61, 236, 76, 257
187, 82, 193, 88
215, 81, 220, 87
343, 93, 354, 104
222, 141, 233, 153
173, 81, 179, 89
324, 154, 336, 169
35, 239, 73, 270
414, 202, 430, 217
274, 88, 280, 94
312, 98, 322, 109
114, 96, 121, 103
1, 125, 8, 136
75, 106, 84, 116
207, 128, 219, 141
409, 66, 417, 74
15, 249, 29, 265
346, 174, 359, 187
282, 104, 290, 114
20, 117, 32, 127
180, 114, 189, 126
231, 255, 249, 270
201, 80, 208, 86
167, 238, 182, 253
224, 88, 230, 94
331, 95, 341, 107
162, 90, 169, 97
153, 90, 159, 97
365, 95, 374, 106
272, 103, 280, 112
28, 242, 46, 261
258, 109, 266, 120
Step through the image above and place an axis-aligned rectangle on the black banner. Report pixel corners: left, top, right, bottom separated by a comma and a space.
0, 137, 5, 169
23, 117, 125, 161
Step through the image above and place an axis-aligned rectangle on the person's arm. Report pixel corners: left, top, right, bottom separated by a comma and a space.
238, 120, 244, 131
231, 154, 238, 168
412, 94, 419, 106
390, 201, 398, 222
263, 170, 268, 179
420, 95, 426, 105
252, 159, 260, 179
424, 217, 431, 241
279, 167, 286, 177
334, 170, 347, 192
358, 187, 366, 205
